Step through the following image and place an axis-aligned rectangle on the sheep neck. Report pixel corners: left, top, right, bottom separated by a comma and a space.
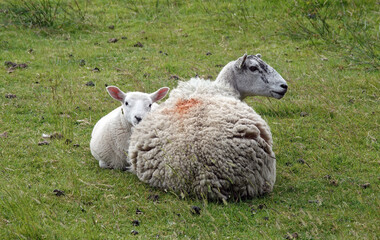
119, 107, 133, 129
215, 62, 242, 100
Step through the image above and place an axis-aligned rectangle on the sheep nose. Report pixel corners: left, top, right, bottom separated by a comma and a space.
135, 116, 142, 123
280, 84, 288, 90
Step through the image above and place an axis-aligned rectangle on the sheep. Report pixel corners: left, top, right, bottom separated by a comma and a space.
128, 53, 287, 200
169, 53, 287, 101
90, 85, 169, 170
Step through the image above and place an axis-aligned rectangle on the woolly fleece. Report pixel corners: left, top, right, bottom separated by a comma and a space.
91, 106, 131, 169
129, 93, 276, 201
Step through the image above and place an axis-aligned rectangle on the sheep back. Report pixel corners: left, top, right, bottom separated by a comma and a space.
129, 95, 276, 201
170, 77, 240, 100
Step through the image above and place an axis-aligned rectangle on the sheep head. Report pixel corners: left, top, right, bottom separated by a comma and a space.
106, 86, 170, 126
217, 53, 288, 100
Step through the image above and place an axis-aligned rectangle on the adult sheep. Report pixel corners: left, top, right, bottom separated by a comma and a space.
128, 54, 287, 200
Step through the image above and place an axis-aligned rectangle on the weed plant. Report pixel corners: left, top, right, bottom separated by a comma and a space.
282, 0, 380, 70
2, 0, 89, 29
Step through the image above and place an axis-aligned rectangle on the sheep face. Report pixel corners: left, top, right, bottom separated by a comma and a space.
234, 54, 288, 99
106, 86, 170, 126
122, 93, 155, 126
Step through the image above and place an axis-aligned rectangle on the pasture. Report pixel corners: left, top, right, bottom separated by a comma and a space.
0, 0, 379, 239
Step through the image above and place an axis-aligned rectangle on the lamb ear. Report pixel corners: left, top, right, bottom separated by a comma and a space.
238, 53, 248, 69
256, 53, 262, 58
106, 86, 125, 102
150, 87, 170, 102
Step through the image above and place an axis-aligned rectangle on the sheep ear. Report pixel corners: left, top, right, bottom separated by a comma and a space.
151, 87, 170, 102
256, 53, 262, 58
238, 53, 248, 69
106, 86, 125, 102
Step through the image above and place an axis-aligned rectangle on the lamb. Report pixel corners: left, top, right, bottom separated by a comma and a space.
90, 85, 169, 170
128, 53, 288, 200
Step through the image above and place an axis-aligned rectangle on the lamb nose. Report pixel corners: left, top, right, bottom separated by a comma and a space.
135, 116, 142, 123
280, 84, 288, 90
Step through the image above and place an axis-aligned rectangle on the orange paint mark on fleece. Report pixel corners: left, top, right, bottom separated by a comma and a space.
175, 98, 201, 115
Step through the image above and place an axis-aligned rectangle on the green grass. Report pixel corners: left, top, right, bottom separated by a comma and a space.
0, 0, 379, 239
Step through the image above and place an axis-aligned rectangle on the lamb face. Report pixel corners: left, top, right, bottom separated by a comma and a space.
107, 86, 170, 126
229, 54, 288, 99
123, 93, 154, 126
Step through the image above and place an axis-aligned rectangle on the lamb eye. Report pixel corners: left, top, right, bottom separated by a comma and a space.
149, 104, 152, 108
249, 66, 259, 72
125, 101, 129, 106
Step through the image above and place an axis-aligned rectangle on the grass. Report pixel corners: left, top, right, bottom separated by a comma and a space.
0, 0, 379, 239
281, 0, 380, 70
3, 0, 89, 29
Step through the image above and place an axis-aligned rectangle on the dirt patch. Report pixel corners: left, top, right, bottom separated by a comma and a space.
108, 38, 118, 43
0, 132, 8, 138
169, 75, 179, 80
190, 205, 201, 215
5, 94, 17, 99
5, 61, 28, 73
85, 81, 95, 86
38, 141, 49, 146
53, 189, 65, 196
360, 183, 370, 189
133, 42, 143, 47
5, 61, 27, 68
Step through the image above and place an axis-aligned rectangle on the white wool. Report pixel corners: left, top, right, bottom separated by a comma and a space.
90, 86, 169, 170
128, 54, 287, 200
90, 106, 132, 169
129, 95, 276, 200
169, 77, 240, 100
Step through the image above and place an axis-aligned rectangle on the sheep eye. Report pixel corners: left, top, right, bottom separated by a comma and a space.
149, 104, 152, 108
125, 101, 129, 106
249, 66, 259, 72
